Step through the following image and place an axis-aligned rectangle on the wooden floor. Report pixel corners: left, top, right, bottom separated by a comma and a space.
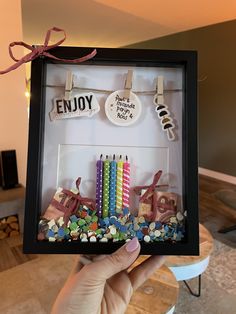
199, 174, 236, 247
199, 175, 236, 219
0, 174, 235, 272
0, 235, 37, 272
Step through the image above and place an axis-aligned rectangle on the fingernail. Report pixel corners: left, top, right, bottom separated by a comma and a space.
125, 237, 139, 252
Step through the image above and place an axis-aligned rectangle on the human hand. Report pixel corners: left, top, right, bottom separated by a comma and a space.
51, 237, 165, 314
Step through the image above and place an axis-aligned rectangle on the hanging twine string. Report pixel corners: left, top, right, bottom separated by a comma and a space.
0, 27, 97, 75
45, 85, 182, 94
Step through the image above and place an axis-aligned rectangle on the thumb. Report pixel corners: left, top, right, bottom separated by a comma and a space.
88, 237, 140, 280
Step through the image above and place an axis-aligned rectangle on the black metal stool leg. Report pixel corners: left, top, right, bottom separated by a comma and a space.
183, 274, 201, 297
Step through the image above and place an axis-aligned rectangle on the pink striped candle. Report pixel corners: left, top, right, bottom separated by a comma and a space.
122, 155, 130, 209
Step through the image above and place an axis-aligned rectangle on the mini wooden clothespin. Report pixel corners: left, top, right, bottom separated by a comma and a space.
124, 70, 133, 99
156, 76, 164, 105
64, 71, 74, 100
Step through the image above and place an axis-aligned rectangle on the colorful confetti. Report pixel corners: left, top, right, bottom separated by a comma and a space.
39, 203, 185, 243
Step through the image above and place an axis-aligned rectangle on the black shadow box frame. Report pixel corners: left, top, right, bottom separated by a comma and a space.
23, 47, 199, 255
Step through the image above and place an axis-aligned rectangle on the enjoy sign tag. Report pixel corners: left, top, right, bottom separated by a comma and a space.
50, 92, 100, 121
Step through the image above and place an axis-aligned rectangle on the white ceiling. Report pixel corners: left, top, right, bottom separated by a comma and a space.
22, 0, 236, 47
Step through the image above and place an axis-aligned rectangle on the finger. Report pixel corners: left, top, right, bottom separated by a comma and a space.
90, 255, 107, 262
79, 254, 107, 266
70, 254, 107, 277
66, 256, 84, 280
128, 255, 166, 291
85, 237, 140, 281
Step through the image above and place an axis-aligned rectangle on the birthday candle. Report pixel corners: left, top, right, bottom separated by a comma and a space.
109, 154, 117, 216
102, 155, 110, 218
122, 155, 130, 209
116, 155, 123, 211
96, 154, 103, 217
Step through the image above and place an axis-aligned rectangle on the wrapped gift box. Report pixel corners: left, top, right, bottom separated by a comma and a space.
138, 191, 178, 223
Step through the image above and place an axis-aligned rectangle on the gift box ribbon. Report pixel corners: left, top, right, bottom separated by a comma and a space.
0, 27, 97, 75
51, 177, 96, 224
134, 171, 174, 220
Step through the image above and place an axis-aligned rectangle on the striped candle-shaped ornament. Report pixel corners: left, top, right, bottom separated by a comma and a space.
102, 156, 110, 218
109, 155, 117, 216
96, 154, 103, 217
122, 156, 130, 208
116, 156, 123, 210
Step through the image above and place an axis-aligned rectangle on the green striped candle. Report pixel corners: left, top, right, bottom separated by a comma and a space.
109, 154, 117, 216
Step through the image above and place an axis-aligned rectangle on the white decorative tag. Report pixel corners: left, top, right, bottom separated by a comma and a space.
105, 90, 142, 126
153, 76, 176, 141
49, 92, 100, 121
153, 95, 176, 141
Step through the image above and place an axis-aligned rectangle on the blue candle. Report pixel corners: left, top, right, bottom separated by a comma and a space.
116, 155, 123, 211
102, 155, 110, 218
109, 154, 117, 216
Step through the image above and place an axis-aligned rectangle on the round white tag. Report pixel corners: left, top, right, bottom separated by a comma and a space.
105, 90, 142, 126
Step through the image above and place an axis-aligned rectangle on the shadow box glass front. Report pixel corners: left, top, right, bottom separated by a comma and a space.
23, 47, 199, 255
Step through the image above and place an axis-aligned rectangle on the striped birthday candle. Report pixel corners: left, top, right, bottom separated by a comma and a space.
96, 154, 103, 217
116, 155, 123, 211
109, 155, 117, 216
102, 155, 110, 218
122, 155, 130, 209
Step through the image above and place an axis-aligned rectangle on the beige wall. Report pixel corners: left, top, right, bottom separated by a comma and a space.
127, 20, 236, 177
0, 0, 28, 185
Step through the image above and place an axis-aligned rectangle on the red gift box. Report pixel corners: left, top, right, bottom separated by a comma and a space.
42, 177, 95, 224
134, 171, 177, 223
